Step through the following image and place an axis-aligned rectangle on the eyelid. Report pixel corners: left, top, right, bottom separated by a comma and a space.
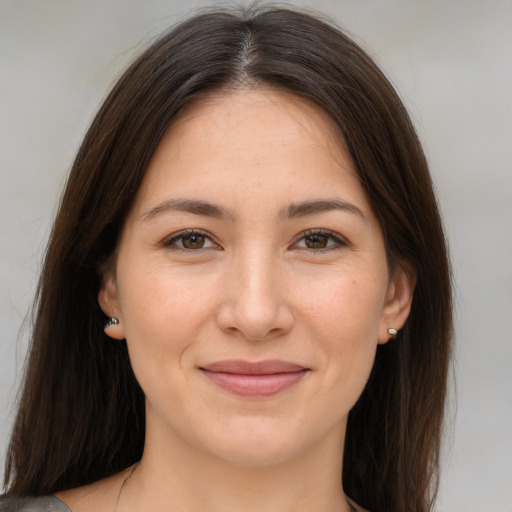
161, 229, 222, 251
290, 229, 349, 251
160, 228, 348, 252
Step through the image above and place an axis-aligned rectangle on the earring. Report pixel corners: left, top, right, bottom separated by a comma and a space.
104, 317, 119, 330
387, 327, 398, 338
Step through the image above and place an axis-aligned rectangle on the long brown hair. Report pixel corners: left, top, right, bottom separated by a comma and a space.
4, 6, 452, 512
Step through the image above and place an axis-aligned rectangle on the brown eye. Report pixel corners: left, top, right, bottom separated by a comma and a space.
182, 234, 206, 249
293, 230, 347, 252
164, 230, 218, 251
304, 234, 329, 249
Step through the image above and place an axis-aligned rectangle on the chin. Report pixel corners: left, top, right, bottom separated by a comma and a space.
208, 438, 297, 468
196, 416, 319, 468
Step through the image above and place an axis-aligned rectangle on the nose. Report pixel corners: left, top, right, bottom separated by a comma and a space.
215, 249, 294, 341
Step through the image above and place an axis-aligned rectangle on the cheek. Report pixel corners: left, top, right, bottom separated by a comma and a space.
117, 252, 217, 332
115, 257, 219, 386
300, 269, 386, 341
297, 271, 386, 398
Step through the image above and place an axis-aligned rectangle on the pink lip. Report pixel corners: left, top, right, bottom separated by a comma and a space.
200, 360, 309, 397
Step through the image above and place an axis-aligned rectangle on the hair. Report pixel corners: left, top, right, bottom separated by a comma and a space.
4, 5, 452, 512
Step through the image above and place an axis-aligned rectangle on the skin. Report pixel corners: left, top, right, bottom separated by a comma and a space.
58, 88, 414, 512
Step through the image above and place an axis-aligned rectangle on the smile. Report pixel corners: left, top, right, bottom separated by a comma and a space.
199, 360, 310, 397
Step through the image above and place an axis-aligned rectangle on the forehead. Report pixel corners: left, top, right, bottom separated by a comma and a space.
171, 87, 346, 151
130, 87, 371, 218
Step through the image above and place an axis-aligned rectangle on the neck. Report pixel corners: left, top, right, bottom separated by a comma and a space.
118, 418, 354, 512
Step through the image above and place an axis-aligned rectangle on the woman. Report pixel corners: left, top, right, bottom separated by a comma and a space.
1, 6, 452, 512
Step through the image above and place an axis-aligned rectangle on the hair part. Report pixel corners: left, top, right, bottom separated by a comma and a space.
4, 6, 452, 512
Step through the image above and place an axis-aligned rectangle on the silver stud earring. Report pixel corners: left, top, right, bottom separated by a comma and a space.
104, 317, 119, 330
387, 327, 398, 338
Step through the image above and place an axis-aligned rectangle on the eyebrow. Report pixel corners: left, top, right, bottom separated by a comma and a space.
279, 199, 367, 222
140, 197, 366, 223
140, 199, 236, 222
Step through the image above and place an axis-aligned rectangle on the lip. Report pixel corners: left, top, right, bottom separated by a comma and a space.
199, 359, 310, 397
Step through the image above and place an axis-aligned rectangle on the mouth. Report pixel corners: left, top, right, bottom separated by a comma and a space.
199, 360, 310, 397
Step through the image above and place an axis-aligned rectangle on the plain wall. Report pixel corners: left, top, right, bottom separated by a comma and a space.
1, 1, 511, 510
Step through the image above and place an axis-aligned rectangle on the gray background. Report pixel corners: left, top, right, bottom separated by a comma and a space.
1, 0, 511, 510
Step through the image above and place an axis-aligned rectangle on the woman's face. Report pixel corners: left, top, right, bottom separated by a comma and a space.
100, 89, 413, 468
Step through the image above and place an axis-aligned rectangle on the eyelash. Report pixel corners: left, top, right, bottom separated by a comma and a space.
162, 229, 220, 251
292, 229, 348, 252
161, 229, 348, 252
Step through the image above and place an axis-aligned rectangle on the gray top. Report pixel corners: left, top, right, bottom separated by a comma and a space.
0, 496, 71, 512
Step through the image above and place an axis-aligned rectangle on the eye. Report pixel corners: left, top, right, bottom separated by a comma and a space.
163, 230, 219, 251
292, 230, 348, 251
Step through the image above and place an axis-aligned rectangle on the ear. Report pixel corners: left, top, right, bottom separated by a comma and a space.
378, 265, 416, 344
98, 270, 126, 340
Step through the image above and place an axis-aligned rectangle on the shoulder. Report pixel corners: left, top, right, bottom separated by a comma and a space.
0, 495, 71, 512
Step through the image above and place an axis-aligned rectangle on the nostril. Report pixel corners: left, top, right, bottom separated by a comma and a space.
215, 297, 294, 341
